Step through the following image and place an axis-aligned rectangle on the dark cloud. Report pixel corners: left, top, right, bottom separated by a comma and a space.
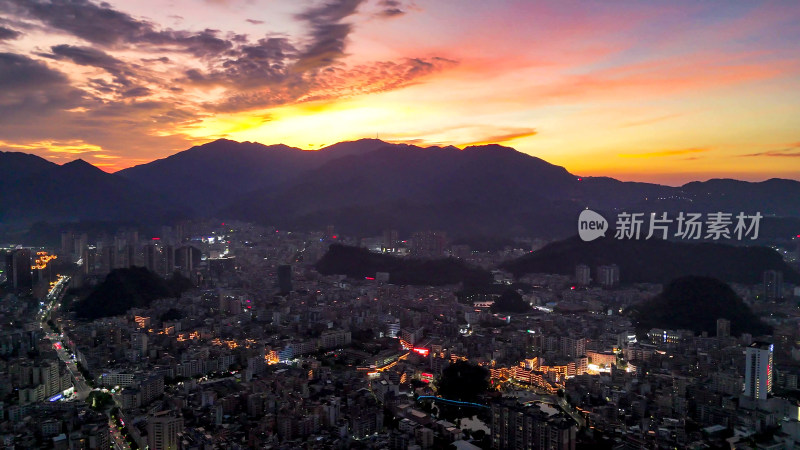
378, 0, 405, 17
0, 52, 86, 119
121, 86, 151, 98
222, 37, 294, 87
0, 52, 67, 90
45, 44, 134, 87
229, 33, 249, 43
294, 0, 365, 71
208, 56, 457, 112
0, 0, 153, 46
141, 56, 170, 63
306, 56, 457, 96
0, 0, 457, 159
3, 0, 446, 111
296, 0, 364, 24
49, 44, 123, 68
169, 29, 233, 57
88, 78, 115, 93
182, 37, 295, 89
246, 19, 264, 25
0, 25, 21, 40
0, 0, 232, 57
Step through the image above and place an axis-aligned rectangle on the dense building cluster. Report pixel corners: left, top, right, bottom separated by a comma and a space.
1, 221, 799, 449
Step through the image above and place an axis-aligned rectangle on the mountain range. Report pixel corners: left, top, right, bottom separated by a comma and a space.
501, 236, 800, 285
0, 153, 183, 227
2, 139, 800, 239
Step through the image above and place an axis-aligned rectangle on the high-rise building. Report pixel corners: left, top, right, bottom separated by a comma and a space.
382, 229, 399, 252
5, 249, 33, 293
491, 399, 577, 450
277, 265, 292, 294
101, 245, 117, 273
144, 244, 159, 273
744, 341, 773, 400
82, 246, 96, 275
175, 245, 200, 276
763, 270, 784, 300
74, 233, 88, 258
131, 332, 148, 354
411, 231, 447, 257
163, 245, 175, 276
130, 243, 140, 267
560, 336, 586, 358
716, 318, 731, 338
175, 222, 186, 244
60, 231, 74, 257
575, 264, 591, 286
147, 411, 183, 450
596, 264, 619, 288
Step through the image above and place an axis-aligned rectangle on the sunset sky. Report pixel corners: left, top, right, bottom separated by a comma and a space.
1, 0, 799, 184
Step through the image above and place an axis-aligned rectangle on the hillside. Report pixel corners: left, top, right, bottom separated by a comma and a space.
0, 154, 185, 227
315, 244, 492, 286
501, 236, 800, 284
73, 267, 185, 320
0, 151, 58, 184
224, 143, 585, 237
3, 139, 800, 239
630, 276, 771, 336
116, 139, 311, 215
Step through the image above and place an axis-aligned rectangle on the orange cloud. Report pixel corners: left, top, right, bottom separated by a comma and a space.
741, 150, 800, 158
618, 148, 709, 158
458, 129, 538, 148
618, 113, 683, 128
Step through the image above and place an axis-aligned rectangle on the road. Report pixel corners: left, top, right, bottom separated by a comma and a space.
39, 276, 93, 400
39, 276, 131, 449
48, 334, 93, 400
38, 275, 69, 322
109, 418, 131, 450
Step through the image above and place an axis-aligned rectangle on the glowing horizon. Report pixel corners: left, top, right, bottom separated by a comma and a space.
1, 0, 799, 185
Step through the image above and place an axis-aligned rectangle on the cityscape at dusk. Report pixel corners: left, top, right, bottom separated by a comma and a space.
2, 1, 800, 450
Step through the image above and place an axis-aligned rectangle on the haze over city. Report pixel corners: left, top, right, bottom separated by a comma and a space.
1, 0, 800, 183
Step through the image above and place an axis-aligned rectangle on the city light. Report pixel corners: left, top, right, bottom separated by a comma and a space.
412, 347, 429, 357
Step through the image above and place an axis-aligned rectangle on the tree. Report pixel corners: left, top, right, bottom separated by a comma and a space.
490, 289, 530, 313
437, 361, 490, 403
87, 391, 113, 410
159, 308, 183, 322
166, 270, 194, 298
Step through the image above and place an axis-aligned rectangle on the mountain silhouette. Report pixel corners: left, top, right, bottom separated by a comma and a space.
629, 276, 771, 336
0, 152, 185, 227
3, 139, 800, 239
501, 235, 800, 285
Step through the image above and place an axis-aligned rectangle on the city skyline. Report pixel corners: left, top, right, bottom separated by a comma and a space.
1, 0, 799, 184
